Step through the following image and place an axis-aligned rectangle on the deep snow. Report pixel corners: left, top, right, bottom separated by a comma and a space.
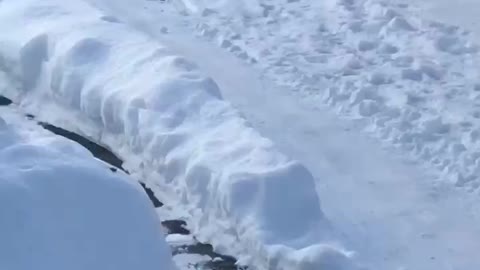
85, 0, 480, 269
19, 105, 248, 270
2, 0, 480, 270
0, 108, 174, 270
0, 1, 353, 270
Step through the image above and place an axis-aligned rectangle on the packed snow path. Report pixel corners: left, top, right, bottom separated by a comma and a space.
86, 1, 480, 270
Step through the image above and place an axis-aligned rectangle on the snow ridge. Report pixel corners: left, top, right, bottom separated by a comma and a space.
0, 0, 355, 269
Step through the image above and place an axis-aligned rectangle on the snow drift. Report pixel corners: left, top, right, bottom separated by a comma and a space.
0, 113, 174, 270
0, 0, 354, 269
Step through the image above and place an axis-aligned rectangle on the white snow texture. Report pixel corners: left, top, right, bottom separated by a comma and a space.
0, 112, 175, 270
0, 0, 353, 270
187, 0, 480, 190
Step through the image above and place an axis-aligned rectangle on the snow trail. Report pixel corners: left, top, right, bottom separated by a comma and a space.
84, 1, 480, 269
0, 1, 352, 269
188, 47, 480, 270
2, 0, 480, 269
182, 0, 480, 190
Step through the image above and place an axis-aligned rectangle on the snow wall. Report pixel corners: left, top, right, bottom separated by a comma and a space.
0, 0, 356, 269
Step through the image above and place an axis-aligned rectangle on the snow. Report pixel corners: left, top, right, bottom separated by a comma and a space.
180, 0, 480, 190
0, 109, 175, 270
84, 0, 480, 269
160, 32, 480, 269
173, 254, 212, 270
3, 0, 480, 269
0, 0, 352, 270
408, 0, 480, 41
168, 0, 480, 268
166, 234, 195, 245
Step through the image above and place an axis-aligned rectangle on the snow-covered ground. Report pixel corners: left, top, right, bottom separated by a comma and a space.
407, 0, 480, 41
0, 107, 174, 270
2, 0, 480, 269
179, 0, 480, 190
0, 1, 352, 269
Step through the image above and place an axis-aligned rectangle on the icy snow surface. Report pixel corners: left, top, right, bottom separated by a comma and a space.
3, 0, 480, 270
0, 108, 175, 270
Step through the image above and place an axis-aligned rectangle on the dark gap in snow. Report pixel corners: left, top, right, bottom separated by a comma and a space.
109, 168, 163, 207
162, 221, 246, 269
205, 259, 246, 270
161, 220, 190, 235
0, 95, 12, 106
38, 122, 125, 170
172, 242, 248, 270
37, 121, 164, 207
175, 243, 236, 263
172, 242, 244, 270
140, 182, 163, 207
33, 119, 245, 270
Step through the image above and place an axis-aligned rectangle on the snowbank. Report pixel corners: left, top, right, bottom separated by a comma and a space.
0, 0, 354, 269
0, 113, 174, 270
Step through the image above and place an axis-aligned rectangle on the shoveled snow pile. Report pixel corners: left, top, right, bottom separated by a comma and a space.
181, 0, 480, 191
0, 111, 174, 270
0, 0, 355, 269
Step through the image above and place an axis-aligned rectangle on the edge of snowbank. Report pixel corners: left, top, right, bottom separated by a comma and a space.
0, 0, 355, 269
0, 110, 174, 270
